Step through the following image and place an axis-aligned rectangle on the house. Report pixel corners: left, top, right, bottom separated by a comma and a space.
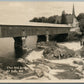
66, 4, 79, 28
55, 4, 79, 28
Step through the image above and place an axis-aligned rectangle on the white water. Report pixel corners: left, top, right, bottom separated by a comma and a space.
0, 36, 37, 65
0, 36, 82, 66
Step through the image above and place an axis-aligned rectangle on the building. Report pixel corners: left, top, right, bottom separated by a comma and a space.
55, 4, 79, 28
67, 4, 79, 28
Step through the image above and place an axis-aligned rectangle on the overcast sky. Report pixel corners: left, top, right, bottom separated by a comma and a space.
0, 1, 84, 24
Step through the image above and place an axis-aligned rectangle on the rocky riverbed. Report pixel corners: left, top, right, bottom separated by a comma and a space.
0, 41, 84, 80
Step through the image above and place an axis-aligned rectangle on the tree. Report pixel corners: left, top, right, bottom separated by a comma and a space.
30, 17, 38, 22
30, 15, 58, 24
30, 17, 48, 23
57, 20, 60, 24
77, 13, 84, 21
47, 16, 56, 23
77, 13, 84, 33
40, 17, 47, 23
61, 11, 67, 24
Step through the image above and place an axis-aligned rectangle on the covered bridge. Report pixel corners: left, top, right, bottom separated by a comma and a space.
0, 22, 71, 58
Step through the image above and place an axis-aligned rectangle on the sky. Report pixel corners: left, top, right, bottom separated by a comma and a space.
0, 1, 84, 24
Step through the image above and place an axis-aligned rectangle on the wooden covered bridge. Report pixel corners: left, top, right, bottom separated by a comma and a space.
0, 22, 71, 58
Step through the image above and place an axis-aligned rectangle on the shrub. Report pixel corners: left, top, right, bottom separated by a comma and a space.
42, 42, 75, 60
66, 32, 81, 41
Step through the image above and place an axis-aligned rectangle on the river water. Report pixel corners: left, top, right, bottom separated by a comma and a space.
0, 35, 82, 68
0, 36, 37, 67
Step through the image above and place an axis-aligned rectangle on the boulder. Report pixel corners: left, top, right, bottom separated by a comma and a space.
35, 68, 44, 77
43, 45, 75, 60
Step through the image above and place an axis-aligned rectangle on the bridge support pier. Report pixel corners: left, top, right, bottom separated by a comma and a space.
13, 37, 27, 58
46, 34, 49, 42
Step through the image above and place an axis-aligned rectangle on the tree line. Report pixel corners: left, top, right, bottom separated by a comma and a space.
30, 16, 59, 24
30, 11, 67, 24
30, 11, 84, 33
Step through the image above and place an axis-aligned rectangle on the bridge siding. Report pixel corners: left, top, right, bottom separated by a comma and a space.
0, 25, 70, 37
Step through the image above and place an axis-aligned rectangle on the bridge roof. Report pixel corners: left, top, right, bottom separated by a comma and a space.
0, 22, 71, 28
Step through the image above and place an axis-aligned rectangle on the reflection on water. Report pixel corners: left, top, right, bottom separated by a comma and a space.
0, 36, 37, 67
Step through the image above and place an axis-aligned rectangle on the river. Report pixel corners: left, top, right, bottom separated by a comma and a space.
0, 35, 82, 68
0, 36, 37, 67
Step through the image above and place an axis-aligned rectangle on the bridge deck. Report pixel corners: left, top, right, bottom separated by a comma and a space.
0, 22, 71, 37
